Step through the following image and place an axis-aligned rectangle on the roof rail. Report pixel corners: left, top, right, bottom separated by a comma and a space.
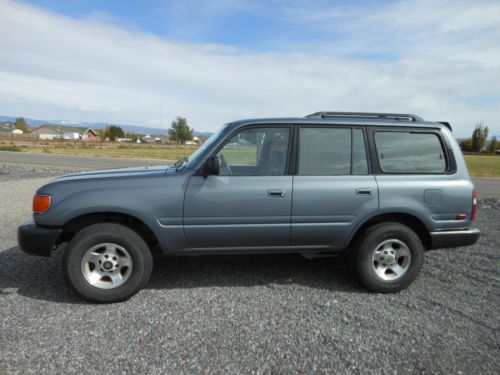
306, 112, 423, 122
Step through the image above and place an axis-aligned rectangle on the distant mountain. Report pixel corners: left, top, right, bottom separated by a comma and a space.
0, 115, 212, 137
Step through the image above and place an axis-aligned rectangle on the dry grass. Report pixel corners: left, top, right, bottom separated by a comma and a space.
2, 140, 499, 177
3, 141, 197, 161
464, 154, 500, 177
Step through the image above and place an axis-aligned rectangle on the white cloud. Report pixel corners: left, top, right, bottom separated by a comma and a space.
0, 0, 499, 136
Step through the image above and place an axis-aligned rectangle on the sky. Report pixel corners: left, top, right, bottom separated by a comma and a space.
0, 0, 499, 136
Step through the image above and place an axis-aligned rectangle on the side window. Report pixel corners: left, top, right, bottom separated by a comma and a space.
298, 127, 368, 175
374, 131, 446, 173
217, 127, 290, 176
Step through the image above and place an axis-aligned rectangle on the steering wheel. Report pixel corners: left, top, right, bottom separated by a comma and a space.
218, 153, 232, 175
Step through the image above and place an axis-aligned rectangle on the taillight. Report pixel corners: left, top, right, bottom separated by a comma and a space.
471, 190, 477, 221
33, 194, 51, 214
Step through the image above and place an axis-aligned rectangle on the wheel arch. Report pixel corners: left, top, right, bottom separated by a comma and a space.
59, 211, 160, 249
348, 212, 431, 249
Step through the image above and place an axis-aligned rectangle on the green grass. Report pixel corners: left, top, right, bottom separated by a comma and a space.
464, 155, 500, 177
0, 145, 21, 152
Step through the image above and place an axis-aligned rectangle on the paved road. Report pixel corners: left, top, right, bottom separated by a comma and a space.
0, 150, 170, 169
474, 177, 500, 199
1, 150, 499, 197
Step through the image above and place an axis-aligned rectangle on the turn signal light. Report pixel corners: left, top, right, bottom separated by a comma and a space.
33, 194, 51, 214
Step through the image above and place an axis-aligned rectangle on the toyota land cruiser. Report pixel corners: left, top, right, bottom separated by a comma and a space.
18, 112, 480, 302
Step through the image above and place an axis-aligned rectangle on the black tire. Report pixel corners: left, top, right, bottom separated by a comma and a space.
353, 222, 424, 293
63, 223, 153, 303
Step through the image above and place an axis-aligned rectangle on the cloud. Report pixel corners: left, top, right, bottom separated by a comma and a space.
0, 0, 498, 136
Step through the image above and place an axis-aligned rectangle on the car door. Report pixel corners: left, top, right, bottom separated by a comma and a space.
291, 126, 378, 247
184, 125, 293, 248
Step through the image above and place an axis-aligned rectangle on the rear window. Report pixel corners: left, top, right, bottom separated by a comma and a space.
375, 131, 446, 173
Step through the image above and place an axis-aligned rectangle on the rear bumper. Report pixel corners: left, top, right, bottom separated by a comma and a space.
429, 228, 480, 250
17, 221, 62, 257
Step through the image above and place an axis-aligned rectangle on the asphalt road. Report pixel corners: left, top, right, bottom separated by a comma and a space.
1, 151, 499, 198
474, 177, 500, 199
0, 171, 499, 373
0, 150, 169, 169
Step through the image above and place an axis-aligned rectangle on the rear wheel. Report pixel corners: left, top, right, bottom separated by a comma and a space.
353, 222, 424, 293
64, 223, 153, 303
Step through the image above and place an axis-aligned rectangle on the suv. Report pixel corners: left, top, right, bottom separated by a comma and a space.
18, 112, 480, 302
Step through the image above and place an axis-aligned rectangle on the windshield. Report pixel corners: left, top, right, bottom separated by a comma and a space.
184, 125, 228, 169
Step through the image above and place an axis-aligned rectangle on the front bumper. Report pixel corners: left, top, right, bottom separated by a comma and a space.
17, 221, 62, 257
429, 228, 480, 250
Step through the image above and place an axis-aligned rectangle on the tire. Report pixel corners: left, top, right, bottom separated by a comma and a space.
63, 223, 153, 303
353, 222, 424, 293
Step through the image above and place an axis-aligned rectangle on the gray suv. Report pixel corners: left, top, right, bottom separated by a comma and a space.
18, 112, 480, 302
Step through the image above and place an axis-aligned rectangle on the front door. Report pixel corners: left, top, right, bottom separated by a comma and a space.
184, 126, 292, 248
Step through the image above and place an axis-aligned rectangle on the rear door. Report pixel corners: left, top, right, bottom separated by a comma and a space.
371, 128, 473, 231
291, 126, 378, 247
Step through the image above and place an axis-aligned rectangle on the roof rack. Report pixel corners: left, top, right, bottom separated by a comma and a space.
306, 112, 423, 122
438, 121, 452, 131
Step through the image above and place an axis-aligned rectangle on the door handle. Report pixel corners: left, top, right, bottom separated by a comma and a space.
356, 188, 372, 196
268, 189, 286, 197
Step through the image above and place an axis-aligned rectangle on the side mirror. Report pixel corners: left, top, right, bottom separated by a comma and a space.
205, 156, 219, 176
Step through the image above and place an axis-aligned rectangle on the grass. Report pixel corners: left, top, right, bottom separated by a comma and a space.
11, 142, 197, 161
1, 140, 499, 177
220, 146, 258, 165
0, 145, 21, 152
464, 155, 500, 177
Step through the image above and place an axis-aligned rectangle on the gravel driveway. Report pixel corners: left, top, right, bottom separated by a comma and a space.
0, 166, 499, 374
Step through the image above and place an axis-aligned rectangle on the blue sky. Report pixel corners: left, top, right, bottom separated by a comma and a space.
1, 0, 499, 136
23, 0, 394, 52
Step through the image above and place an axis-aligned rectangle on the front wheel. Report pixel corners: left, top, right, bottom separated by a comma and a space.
64, 223, 153, 303
353, 222, 424, 293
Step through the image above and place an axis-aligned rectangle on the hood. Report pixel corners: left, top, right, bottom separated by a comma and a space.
52, 164, 174, 183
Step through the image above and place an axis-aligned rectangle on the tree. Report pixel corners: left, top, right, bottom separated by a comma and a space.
488, 136, 497, 154
125, 132, 139, 140
101, 125, 124, 141
471, 122, 489, 152
15, 117, 29, 133
459, 138, 473, 152
168, 117, 193, 144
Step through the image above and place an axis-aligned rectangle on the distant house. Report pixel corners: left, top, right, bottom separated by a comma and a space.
82, 128, 100, 141
184, 136, 201, 145
31, 125, 99, 141
143, 134, 160, 143
0, 127, 23, 135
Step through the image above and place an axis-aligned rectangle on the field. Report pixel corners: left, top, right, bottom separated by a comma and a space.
463, 154, 500, 177
1, 140, 499, 177
0, 140, 196, 161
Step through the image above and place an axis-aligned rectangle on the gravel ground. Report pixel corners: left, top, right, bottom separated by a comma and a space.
0, 166, 499, 374
0, 162, 88, 181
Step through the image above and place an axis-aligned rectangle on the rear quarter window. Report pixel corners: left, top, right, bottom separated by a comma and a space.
374, 131, 446, 173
